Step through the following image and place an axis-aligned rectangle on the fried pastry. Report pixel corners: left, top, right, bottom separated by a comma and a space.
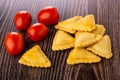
55, 16, 82, 34
67, 48, 101, 64
91, 24, 106, 35
19, 45, 51, 68
87, 35, 112, 59
52, 30, 74, 51
75, 32, 102, 47
69, 14, 96, 31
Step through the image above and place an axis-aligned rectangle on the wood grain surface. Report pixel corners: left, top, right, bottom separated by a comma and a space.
0, 0, 120, 80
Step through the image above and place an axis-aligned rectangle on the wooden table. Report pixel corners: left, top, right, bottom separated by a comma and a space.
0, 0, 120, 80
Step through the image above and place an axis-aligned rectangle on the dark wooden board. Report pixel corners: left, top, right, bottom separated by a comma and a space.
0, 0, 120, 80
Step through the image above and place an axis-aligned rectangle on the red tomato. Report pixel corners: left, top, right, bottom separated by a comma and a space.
37, 6, 59, 25
14, 11, 32, 30
4, 32, 24, 55
26, 23, 48, 41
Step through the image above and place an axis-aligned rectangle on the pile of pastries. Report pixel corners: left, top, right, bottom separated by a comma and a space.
18, 14, 113, 68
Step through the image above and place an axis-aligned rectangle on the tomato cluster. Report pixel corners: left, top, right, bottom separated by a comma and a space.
4, 6, 59, 55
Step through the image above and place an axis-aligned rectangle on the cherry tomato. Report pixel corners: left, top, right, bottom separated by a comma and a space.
26, 23, 48, 41
14, 11, 32, 30
4, 32, 24, 55
37, 6, 59, 25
